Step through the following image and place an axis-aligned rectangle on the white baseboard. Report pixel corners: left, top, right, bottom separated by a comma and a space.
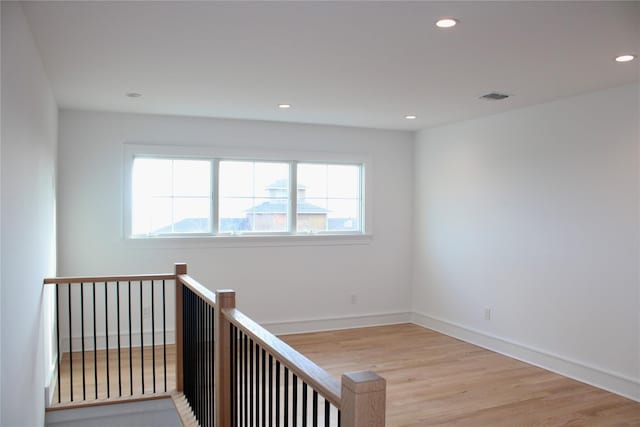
45, 359, 58, 407
411, 311, 640, 402
262, 311, 412, 335
61, 330, 176, 353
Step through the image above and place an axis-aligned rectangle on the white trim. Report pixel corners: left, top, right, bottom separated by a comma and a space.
122, 143, 373, 243
411, 311, 640, 402
262, 311, 412, 335
123, 233, 373, 249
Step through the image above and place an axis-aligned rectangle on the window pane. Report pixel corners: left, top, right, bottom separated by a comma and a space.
327, 199, 360, 231
296, 198, 328, 232
297, 164, 327, 198
132, 158, 211, 235
297, 163, 362, 232
133, 158, 172, 197
218, 160, 290, 233
172, 198, 211, 233
328, 165, 360, 198
219, 161, 253, 197
247, 198, 288, 232
218, 197, 252, 232
173, 160, 211, 196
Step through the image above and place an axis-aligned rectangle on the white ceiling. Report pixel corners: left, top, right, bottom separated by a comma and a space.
22, 1, 640, 131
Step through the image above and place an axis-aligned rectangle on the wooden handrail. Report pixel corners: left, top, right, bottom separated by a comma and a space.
223, 307, 342, 407
44, 273, 176, 284
176, 274, 217, 308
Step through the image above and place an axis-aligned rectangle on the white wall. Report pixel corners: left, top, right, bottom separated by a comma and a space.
57, 110, 413, 334
413, 83, 640, 400
1, 2, 58, 425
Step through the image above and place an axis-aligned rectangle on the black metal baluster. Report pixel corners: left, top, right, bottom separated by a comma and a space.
151, 280, 156, 394
205, 301, 208, 427
183, 288, 188, 404
195, 294, 199, 423
324, 400, 330, 427
250, 339, 254, 427
92, 282, 97, 399
269, 354, 273, 426
244, 333, 249, 427
203, 300, 207, 427
292, 375, 298, 427
184, 288, 189, 406
200, 297, 204, 425
214, 307, 217, 426
206, 304, 210, 427
276, 361, 281, 427
284, 368, 289, 427
68, 284, 73, 402
162, 280, 167, 392
255, 341, 260, 427
231, 324, 236, 427
128, 281, 133, 396
187, 289, 192, 406
201, 298, 205, 425
312, 391, 318, 427
80, 282, 86, 400
338, 410, 341, 427
194, 295, 198, 423
195, 297, 202, 422
56, 284, 61, 403
117, 281, 122, 397
211, 305, 215, 427
238, 328, 243, 427
105, 282, 110, 398
261, 348, 266, 427
191, 289, 195, 411
182, 286, 193, 405
302, 383, 307, 427
140, 280, 144, 394
199, 297, 203, 425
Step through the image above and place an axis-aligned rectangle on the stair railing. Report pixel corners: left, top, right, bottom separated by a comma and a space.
45, 263, 386, 426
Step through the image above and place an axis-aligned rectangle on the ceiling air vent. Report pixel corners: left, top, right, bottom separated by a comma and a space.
480, 92, 510, 101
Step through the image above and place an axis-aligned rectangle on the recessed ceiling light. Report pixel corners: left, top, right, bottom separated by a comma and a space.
480, 92, 510, 101
436, 18, 458, 28
615, 54, 635, 63
126, 92, 142, 98
405, 115, 417, 120
278, 104, 291, 109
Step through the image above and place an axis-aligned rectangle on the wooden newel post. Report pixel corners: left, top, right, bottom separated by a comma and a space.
174, 263, 187, 392
341, 371, 386, 427
215, 289, 236, 427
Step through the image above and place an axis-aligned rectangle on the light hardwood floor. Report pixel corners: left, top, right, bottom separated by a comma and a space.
281, 324, 640, 427
54, 344, 176, 405
53, 324, 639, 426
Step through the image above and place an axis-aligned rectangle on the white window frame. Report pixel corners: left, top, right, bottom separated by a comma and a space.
123, 144, 373, 247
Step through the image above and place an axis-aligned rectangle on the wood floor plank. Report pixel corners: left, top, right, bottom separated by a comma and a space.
281, 324, 640, 427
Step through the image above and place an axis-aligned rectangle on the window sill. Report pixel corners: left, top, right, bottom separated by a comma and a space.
123, 233, 373, 249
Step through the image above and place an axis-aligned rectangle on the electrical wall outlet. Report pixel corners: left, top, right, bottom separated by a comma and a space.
484, 307, 491, 321
350, 293, 358, 305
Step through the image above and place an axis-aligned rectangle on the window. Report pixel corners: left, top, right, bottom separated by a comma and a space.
132, 158, 212, 236
126, 148, 367, 239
